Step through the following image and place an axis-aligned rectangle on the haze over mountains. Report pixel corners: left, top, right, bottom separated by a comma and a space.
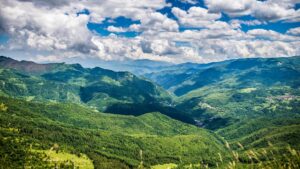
0, 55, 300, 168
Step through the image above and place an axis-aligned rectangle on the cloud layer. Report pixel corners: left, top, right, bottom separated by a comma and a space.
0, 0, 300, 63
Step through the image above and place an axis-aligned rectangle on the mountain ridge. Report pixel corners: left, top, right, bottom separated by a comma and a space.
0, 56, 196, 124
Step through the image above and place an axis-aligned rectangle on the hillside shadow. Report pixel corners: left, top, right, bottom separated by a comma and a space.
104, 103, 196, 125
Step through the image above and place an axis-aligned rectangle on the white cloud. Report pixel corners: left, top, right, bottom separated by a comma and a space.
141, 39, 179, 55
1, 0, 97, 54
79, 0, 168, 23
230, 19, 265, 29
204, 0, 255, 17
204, 0, 300, 22
128, 24, 142, 32
247, 29, 299, 41
172, 7, 222, 28
1, 0, 300, 64
140, 12, 179, 32
107, 26, 127, 33
146, 28, 300, 62
179, 0, 198, 4
287, 27, 300, 35
109, 12, 179, 34
252, 1, 296, 21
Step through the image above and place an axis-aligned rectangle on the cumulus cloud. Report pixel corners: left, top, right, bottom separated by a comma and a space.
16, 0, 71, 8
172, 7, 222, 28
205, 0, 300, 22
107, 26, 127, 33
148, 27, 300, 62
205, 0, 255, 17
139, 12, 179, 32
247, 29, 299, 41
141, 39, 179, 55
252, 1, 297, 21
287, 27, 300, 35
1, 0, 97, 54
0, 0, 300, 64
80, 0, 168, 23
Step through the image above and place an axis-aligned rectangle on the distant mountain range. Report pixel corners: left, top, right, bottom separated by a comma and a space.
145, 56, 300, 128
56, 57, 174, 75
145, 56, 300, 96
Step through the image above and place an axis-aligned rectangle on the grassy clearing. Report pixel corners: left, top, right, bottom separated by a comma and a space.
240, 88, 257, 93
151, 163, 177, 169
33, 150, 94, 169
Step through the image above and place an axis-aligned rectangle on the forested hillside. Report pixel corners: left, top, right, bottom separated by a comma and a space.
0, 96, 227, 168
0, 56, 194, 123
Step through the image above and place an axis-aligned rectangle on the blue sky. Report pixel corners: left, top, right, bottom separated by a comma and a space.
87, 17, 141, 37
0, 0, 300, 64
78, 0, 300, 36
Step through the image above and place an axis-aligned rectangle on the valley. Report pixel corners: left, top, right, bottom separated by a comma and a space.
0, 56, 300, 168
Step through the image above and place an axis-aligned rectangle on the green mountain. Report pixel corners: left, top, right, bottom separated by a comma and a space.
0, 56, 196, 123
145, 57, 300, 124
0, 56, 228, 168
1, 56, 300, 168
145, 56, 300, 167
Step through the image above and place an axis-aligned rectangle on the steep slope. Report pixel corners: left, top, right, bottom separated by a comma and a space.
0, 56, 195, 123
146, 56, 300, 154
145, 57, 300, 122
176, 57, 300, 126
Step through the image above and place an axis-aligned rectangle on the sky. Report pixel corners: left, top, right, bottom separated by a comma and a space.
0, 0, 300, 64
